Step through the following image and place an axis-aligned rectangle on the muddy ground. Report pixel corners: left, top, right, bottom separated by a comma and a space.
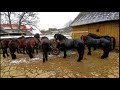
0, 49, 119, 78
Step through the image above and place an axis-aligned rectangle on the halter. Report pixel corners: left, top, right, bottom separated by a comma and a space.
81, 36, 84, 43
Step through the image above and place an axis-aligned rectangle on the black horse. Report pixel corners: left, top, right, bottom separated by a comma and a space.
54, 34, 84, 62
82, 35, 111, 59
8, 39, 18, 59
0, 39, 10, 58
40, 36, 51, 62
87, 33, 116, 50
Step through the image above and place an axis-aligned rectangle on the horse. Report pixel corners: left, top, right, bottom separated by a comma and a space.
8, 34, 40, 60
54, 34, 84, 62
87, 33, 116, 50
81, 35, 111, 59
0, 39, 10, 58
16, 36, 26, 54
40, 36, 51, 62
25, 34, 40, 58
8, 38, 18, 59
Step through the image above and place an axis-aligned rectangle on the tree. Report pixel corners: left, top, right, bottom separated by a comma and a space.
16, 12, 39, 30
1, 12, 39, 32
1, 12, 15, 32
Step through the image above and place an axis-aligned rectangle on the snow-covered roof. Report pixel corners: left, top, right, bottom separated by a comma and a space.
70, 12, 119, 27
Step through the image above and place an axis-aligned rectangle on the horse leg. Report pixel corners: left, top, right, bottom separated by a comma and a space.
77, 46, 84, 62
23, 47, 25, 54
101, 48, 106, 59
28, 47, 33, 58
16, 47, 21, 54
26, 45, 33, 58
45, 52, 48, 61
43, 53, 45, 62
93, 45, 97, 50
5, 48, 9, 57
28, 53, 33, 58
32, 48, 35, 54
17, 48, 19, 53
48, 52, 50, 55
19, 48, 22, 54
36, 46, 38, 54
63, 49, 67, 58
88, 46, 91, 55
11, 54, 16, 59
7, 53, 9, 57
26, 47, 29, 54
9, 47, 16, 60
2, 49, 6, 58
101, 45, 110, 59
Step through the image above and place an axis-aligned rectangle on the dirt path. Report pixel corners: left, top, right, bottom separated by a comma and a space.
0, 49, 119, 78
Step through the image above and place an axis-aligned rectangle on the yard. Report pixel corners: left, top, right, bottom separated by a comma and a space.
0, 49, 119, 78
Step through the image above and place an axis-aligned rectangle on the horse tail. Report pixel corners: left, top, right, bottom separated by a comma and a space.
42, 43, 50, 53
110, 37, 116, 50
0, 41, 3, 50
42, 42, 50, 62
8, 41, 17, 59
26, 42, 33, 58
77, 43, 85, 61
0, 42, 4, 56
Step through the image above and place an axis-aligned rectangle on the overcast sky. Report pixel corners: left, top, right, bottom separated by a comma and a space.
37, 12, 80, 30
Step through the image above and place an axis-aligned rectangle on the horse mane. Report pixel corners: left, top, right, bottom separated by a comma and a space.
54, 34, 68, 41
41, 36, 49, 40
88, 33, 101, 39
34, 33, 40, 39
25, 37, 32, 39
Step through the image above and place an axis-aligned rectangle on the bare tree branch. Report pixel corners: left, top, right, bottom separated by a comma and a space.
1, 12, 39, 33
8, 12, 13, 30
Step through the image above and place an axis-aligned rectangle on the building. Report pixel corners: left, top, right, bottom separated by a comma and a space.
0, 24, 32, 36
70, 12, 119, 49
58, 27, 72, 35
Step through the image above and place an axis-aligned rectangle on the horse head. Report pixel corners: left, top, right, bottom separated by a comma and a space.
41, 36, 49, 40
54, 34, 67, 42
34, 33, 40, 39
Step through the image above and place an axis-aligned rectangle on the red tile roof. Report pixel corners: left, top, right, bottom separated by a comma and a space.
0, 24, 32, 31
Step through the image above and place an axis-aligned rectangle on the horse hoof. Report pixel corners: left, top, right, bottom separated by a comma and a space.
30, 56, 33, 58
77, 60, 82, 62
101, 56, 105, 59
12, 57, 16, 59
63, 56, 66, 58
87, 53, 91, 55
23, 52, 25, 54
